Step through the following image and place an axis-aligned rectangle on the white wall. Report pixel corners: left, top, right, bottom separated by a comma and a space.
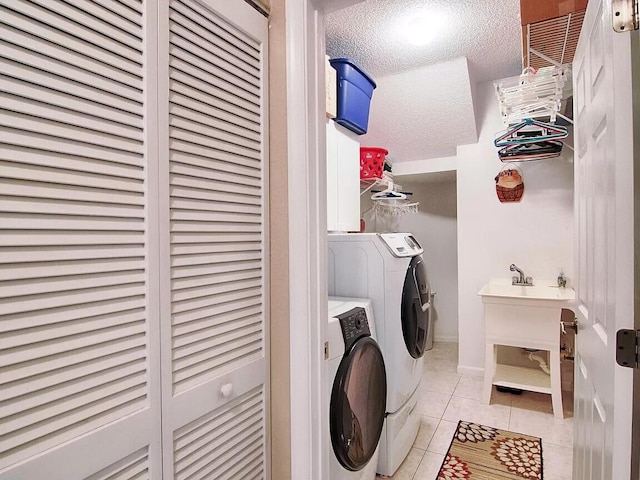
393, 156, 457, 176
397, 180, 459, 343
456, 80, 574, 376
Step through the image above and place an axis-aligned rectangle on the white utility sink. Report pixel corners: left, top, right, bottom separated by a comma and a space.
478, 278, 575, 307
478, 277, 575, 419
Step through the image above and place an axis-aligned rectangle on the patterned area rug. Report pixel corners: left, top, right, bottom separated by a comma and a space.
437, 421, 543, 479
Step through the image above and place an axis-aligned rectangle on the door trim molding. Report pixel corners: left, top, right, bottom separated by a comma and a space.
631, 25, 640, 480
285, 1, 328, 479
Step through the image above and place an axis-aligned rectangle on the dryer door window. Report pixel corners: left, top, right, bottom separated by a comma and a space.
330, 337, 387, 471
401, 256, 430, 359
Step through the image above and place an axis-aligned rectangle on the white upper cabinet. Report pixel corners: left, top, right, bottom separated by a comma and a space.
326, 120, 360, 232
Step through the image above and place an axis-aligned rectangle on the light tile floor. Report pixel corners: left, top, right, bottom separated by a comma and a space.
377, 342, 573, 480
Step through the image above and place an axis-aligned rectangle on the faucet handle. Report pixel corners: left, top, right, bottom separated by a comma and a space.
512, 276, 519, 285
525, 276, 533, 285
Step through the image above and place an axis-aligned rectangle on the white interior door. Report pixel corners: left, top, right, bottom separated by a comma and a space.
157, 0, 270, 478
0, 1, 162, 478
572, 0, 635, 478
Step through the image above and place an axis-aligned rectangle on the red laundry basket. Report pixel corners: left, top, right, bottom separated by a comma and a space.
360, 147, 387, 179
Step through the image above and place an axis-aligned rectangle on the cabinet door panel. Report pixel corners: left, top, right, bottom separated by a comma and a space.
0, 1, 161, 478
158, 0, 269, 478
326, 121, 360, 232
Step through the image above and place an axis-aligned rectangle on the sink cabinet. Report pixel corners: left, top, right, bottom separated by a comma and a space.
479, 281, 575, 419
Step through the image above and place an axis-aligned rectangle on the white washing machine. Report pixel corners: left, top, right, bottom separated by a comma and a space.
327, 297, 387, 480
328, 233, 432, 477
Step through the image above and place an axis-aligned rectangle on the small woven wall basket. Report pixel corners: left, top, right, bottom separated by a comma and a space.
495, 166, 524, 203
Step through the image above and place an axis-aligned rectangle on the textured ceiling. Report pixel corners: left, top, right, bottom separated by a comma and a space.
325, 0, 524, 164
361, 57, 477, 161
325, 0, 523, 82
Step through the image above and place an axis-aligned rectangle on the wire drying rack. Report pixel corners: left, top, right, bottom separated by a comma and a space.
371, 200, 419, 216
362, 180, 419, 217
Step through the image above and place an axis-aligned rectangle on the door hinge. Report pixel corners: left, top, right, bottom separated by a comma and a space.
324, 341, 329, 360
613, 0, 639, 32
616, 329, 640, 368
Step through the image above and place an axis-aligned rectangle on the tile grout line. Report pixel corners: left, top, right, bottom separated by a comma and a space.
420, 384, 457, 479
410, 446, 426, 480
451, 374, 462, 398
413, 417, 443, 480
441, 391, 455, 424
415, 348, 459, 479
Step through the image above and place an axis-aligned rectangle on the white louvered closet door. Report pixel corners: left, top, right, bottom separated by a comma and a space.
158, 1, 269, 479
0, 1, 162, 479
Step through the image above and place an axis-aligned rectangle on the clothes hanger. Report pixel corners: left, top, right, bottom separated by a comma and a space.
498, 140, 563, 162
371, 180, 407, 200
495, 118, 569, 143
371, 189, 413, 196
499, 139, 563, 154
496, 66, 568, 124
494, 118, 569, 147
501, 99, 563, 124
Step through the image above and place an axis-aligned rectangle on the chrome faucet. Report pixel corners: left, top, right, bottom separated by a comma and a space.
510, 264, 533, 286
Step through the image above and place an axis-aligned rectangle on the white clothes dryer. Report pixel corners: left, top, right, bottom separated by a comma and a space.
328, 233, 432, 476
327, 297, 386, 480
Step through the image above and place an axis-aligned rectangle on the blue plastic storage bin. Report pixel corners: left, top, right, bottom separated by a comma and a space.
329, 58, 376, 135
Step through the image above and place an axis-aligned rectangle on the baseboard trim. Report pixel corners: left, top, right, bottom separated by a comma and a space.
434, 335, 459, 343
457, 365, 484, 377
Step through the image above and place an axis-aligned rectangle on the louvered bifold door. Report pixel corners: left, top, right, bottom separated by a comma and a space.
157, 1, 269, 479
0, 1, 162, 479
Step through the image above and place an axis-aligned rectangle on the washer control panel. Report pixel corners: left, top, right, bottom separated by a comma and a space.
337, 307, 371, 351
378, 233, 424, 257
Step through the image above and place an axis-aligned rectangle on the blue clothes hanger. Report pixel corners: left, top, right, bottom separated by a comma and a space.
494, 118, 569, 147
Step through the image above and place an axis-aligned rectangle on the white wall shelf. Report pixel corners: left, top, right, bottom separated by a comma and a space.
492, 363, 552, 394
